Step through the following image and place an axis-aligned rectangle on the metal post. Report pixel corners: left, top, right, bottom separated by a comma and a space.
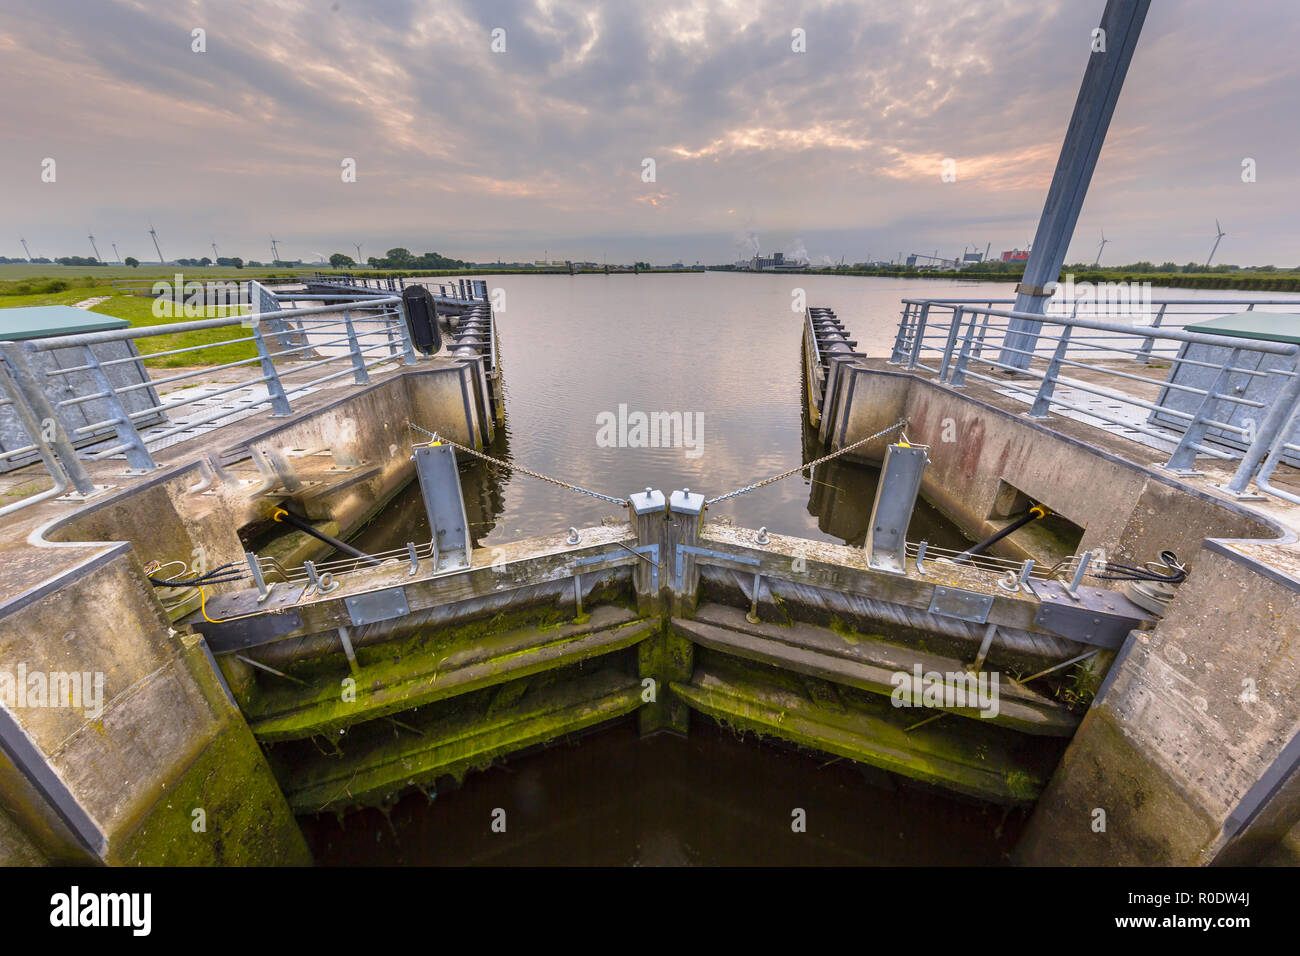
972, 623, 998, 672
866, 441, 930, 573
246, 551, 274, 602
0, 365, 75, 515
1135, 302, 1167, 364
939, 306, 966, 382
384, 315, 400, 360
1165, 347, 1244, 473
890, 302, 913, 364
746, 571, 763, 624
1226, 354, 1300, 494
392, 300, 419, 365
999, 0, 1151, 370
342, 309, 370, 384
907, 302, 931, 369
951, 308, 981, 388
974, 308, 992, 358
1064, 550, 1093, 600
1253, 400, 1300, 504
80, 345, 155, 472
261, 447, 303, 492
1027, 325, 1074, 418
251, 322, 292, 417
412, 441, 471, 573
0, 343, 96, 494
336, 626, 360, 675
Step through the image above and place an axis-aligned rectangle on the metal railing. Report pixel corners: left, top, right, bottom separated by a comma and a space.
890, 297, 1300, 368
0, 295, 417, 512
300, 273, 490, 304
109, 275, 300, 299
299, 273, 408, 294
887, 298, 1300, 501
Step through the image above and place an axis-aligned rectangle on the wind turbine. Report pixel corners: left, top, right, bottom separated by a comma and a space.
270, 236, 281, 265
1093, 229, 1111, 267
354, 242, 363, 263
18, 237, 33, 262
211, 238, 220, 262
148, 222, 164, 264
88, 232, 102, 263
1207, 219, 1226, 267
111, 242, 122, 264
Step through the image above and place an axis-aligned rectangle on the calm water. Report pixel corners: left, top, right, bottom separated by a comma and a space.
355, 272, 1022, 553
303, 720, 1024, 866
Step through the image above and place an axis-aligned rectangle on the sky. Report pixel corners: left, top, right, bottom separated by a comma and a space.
1, 0, 1297, 267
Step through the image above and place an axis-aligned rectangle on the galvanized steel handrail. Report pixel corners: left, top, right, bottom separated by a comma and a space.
0, 296, 419, 510
890, 296, 1300, 501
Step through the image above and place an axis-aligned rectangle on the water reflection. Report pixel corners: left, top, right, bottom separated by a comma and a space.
360, 273, 1001, 548
302, 720, 1024, 866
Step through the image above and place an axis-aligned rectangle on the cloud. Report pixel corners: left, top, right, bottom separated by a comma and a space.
0, 0, 1297, 265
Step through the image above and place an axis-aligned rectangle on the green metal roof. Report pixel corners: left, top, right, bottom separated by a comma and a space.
0, 305, 129, 341
1184, 311, 1300, 345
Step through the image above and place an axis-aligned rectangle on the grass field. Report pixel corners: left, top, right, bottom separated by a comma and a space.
0, 277, 258, 367
0, 264, 334, 281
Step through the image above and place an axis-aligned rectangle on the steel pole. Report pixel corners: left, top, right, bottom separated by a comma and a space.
1000, 0, 1150, 371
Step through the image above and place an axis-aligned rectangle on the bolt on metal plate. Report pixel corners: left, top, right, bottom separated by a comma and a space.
344, 587, 411, 626
928, 585, 994, 624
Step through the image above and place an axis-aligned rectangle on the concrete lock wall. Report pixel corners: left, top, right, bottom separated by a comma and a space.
0, 362, 494, 863
826, 364, 1275, 562
820, 359, 1300, 865
1017, 548, 1300, 865
0, 550, 309, 864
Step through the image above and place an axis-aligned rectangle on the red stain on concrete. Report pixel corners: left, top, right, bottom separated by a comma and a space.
959, 417, 985, 477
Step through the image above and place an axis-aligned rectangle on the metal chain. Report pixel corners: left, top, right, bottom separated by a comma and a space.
406, 421, 627, 506
706, 419, 908, 504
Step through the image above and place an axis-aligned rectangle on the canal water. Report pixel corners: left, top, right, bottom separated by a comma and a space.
354, 272, 1016, 552
314, 273, 1037, 864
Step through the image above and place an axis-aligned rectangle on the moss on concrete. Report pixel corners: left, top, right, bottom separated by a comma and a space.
281, 665, 643, 813
0, 805, 49, 866
672, 651, 1057, 805
637, 622, 693, 735
111, 720, 311, 866
1014, 705, 1220, 864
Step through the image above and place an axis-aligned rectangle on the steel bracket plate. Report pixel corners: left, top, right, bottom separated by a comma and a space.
345, 587, 410, 626
928, 585, 994, 623
1028, 579, 1154, 648
202, 609, 304, 654
675, 544, 759, 591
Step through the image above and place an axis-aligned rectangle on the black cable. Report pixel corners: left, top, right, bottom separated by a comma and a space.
1092, 549, 1186, 584
149, 575, 247, 588
952, 504, 1051, 562
148, 562, 244, 587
